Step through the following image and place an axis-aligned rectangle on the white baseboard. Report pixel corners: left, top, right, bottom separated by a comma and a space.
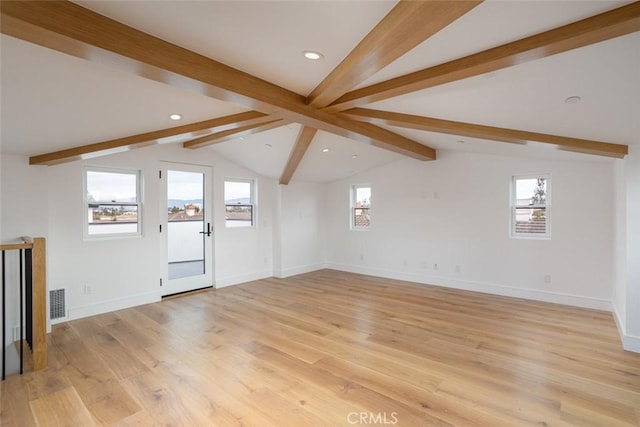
613, 303, 626, 338
622, 333, 640, 352
67, 291, 161, 322
325, 263, 612, 312
274, 263, 326, 279
613, 305, 640, 353
215, 270, 273, 288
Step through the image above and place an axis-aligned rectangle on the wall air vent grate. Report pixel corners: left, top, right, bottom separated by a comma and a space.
49, 288, 66, 320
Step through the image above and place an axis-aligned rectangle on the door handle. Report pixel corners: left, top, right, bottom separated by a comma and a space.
199, 222, 212, 237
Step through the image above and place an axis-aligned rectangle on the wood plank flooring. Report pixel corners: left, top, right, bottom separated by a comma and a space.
2, 269, 639, 426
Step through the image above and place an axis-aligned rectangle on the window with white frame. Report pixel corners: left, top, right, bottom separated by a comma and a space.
511, 174, 550, 238
224, 179, 255, 228
85, 168, 142, 237
351, 185, 371, 230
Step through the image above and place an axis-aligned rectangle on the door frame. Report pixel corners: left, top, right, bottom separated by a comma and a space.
159, 161, 215, 296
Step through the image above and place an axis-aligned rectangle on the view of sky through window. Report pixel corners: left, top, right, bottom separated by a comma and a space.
167, 170, 203, 200
515, 178, 546, 203
87, 171, 137, 202
355, 187, 371, 207
225, 181, 252, 203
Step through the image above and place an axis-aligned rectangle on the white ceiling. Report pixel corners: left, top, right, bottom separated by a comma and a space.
357, 0, 630, 88
369, 32, 640, 146
2, 1, 638, 182
75, 0, 398, 96
0, 35, 247, 155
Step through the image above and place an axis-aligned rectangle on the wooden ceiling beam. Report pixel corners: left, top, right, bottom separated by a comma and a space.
279, 127, 318, 185
2, 0, 434, 164
343, 108, 629, 158
283, 0, 468, 183
327, 2, 640, 112
183, 119, 287, 149
306, 0, 481, 108
29, 111, 268, 165
0, 1, 302, 114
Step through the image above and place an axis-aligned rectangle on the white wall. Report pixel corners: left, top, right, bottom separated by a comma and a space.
624, 145, 640, 347
213, 158, 274, 287
326, 151, 615, 310
0, 154, 49, 374
0, 144, 275, 323
1, 154, 48, 240
273, 182, 326, 277
47, 155, 160, 319
613, 159, 627, 335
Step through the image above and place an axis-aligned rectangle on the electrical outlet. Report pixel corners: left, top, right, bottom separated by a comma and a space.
84, 284, 92, 295
455, 265, 461, 273
433, 263, 438, 271
544, 275, 551, 284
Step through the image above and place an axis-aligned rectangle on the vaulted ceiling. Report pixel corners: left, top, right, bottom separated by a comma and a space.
1, 1, 639, 183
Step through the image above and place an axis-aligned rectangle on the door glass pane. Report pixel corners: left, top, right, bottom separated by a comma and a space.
167, 170, 205, 280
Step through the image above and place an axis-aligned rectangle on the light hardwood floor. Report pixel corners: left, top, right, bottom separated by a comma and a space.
2, 270, 639, 426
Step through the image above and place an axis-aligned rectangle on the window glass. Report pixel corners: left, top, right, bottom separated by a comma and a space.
86, 169, 141, 237
352, 185, 371, 230
512, 175, 550, 238
225, 180, 254, 228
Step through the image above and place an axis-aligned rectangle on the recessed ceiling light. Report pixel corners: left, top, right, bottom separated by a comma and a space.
322, 148, 330, 153
457, 140, 465, 144
303, 51, 324, 60
169, 113, 182, 120
351, 154, 358, 159
265, 143, 272, 148
564, 96, 581, 104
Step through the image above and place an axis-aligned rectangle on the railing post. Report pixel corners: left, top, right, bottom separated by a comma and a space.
19, 249, 24, 375
32, 238, 47, 371
25, 249, 32, 350
2, 250, 6, 380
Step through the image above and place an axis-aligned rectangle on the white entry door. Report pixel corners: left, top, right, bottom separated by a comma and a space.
160, 162, 214, 296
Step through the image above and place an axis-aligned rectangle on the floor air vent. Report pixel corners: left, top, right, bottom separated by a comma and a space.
49, 288, 67, 320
